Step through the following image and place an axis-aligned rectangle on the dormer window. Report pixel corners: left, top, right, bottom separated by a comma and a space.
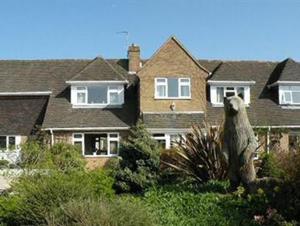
210, 85, 251, 106
279, 86, 300, 105
155, 77, 191, 99
71, 84, 124, 108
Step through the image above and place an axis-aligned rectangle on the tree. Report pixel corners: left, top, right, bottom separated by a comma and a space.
114, 120, 160, 193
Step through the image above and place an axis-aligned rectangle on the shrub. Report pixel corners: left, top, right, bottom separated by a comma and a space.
46, 197, 157, 226
3, 170, 114, 225
48, 143, 86, 172
114, 120, 160, 193
19, 141, 51, 168
257, 152, 284, 179
0, 160, 9, 169
163, 123, 228, 183
19, 142, 86, 172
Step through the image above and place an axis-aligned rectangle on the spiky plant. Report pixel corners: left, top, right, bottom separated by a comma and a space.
163, 123, 228, 183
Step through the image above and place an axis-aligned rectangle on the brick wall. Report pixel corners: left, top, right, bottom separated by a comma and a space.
138, 38, 208, 113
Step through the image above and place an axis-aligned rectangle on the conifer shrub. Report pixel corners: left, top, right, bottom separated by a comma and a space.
114, 120, 160, 193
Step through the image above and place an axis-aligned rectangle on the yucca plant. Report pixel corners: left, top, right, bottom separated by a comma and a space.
163, 123, 228, 183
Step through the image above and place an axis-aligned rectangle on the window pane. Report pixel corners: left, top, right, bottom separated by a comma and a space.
0, 136, 6, 150
77, 87, 86, 90
237, 87, 245, 100
109, 141, 118, 155
88, 86, 107, 104
157, 78, 166, 83
180, 78, 190, 83
109, 92, 120, 104
284, 92, 292, 103
292, 92, 300, 103
8, 137, 16, 150
168, 78, 179, 97
77, 92, 86, 104
216, 87, 224, 103
109, 134, 118, 138
226, 91, 235, 97
74, 141, 82, 151
74, 134, 82, 139
157, 85, 166, 97
180, 85, 190, 97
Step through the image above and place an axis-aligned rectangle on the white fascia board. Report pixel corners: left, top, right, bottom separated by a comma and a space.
66, 80, 129, 85
268, 81, 300, 88
143, 111, 204, 114
207, 80, 256, 85
147, 128, 192, 133
42, 127, 130, 131
0, 91, 52, 96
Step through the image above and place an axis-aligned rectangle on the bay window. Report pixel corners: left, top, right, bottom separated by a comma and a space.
72, 85, 124, 107
155, 77, 191, 99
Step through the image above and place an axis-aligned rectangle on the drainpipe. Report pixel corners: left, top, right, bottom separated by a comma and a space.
266, 126, 271, 153
50, 129, 54, 147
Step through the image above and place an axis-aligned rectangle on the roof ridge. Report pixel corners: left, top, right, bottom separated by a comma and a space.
99, 57, 128, 81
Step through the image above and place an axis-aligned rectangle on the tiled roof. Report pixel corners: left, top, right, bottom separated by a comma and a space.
142, 113, 204, 129
276, 58, 300, 81
69, 57, 127, 82
206, 60, 300, 126
0, 96, 48, 135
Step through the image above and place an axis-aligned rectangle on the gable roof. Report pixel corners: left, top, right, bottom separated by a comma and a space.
68, 57, 128, 82
138, 36, 210, 75
276, 58, 300, 81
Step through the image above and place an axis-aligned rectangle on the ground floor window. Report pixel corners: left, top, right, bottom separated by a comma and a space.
0, 135, 20, 151
152, 133, 182, 149
72, 133, 119, 157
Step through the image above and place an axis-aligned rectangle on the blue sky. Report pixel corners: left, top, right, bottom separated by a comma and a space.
0, 0, 299, 61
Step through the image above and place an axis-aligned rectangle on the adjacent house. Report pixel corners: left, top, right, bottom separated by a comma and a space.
1, 36, 300, 168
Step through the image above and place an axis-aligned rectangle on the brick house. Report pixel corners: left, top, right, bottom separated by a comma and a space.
1, 36, 300, 167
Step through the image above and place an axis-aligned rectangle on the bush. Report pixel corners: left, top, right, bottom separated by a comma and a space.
257, 152, 284, 179
48, 143, 86, 172
2, 170, 115, 225
46, 197, 157, 226
0, 160, 9, 169
114, 120, 160, 193
163, 123, 228, 183
19, 141, 86, 172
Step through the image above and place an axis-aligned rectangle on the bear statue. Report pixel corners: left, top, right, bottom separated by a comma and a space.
223, 96, 257, 190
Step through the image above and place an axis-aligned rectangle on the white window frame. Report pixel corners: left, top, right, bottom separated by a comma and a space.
154, 77, 191, 99
152, 133, 184, 149
72, 132, 119, 157
0, 135, 21, 152
71, 85, 124, 107
279, 86, 300, 105
211, 85, 250, 106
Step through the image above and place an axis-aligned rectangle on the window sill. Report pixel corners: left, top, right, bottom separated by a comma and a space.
154, 97, 191, 100
211, 103, 250, 108
72, 104, 123, 109
281, 105, 300, 109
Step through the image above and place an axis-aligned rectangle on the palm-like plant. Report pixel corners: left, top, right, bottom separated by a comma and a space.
163, 123, 228, 183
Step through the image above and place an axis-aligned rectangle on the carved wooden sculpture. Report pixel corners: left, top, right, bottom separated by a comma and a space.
223, 96, 257, 190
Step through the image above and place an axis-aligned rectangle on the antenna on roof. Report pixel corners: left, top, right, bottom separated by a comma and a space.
116, 31, 129, 57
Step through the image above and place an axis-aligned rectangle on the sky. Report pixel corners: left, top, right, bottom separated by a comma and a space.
0, 0, 299, 61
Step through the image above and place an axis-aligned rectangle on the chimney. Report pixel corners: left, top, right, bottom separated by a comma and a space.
128, 44, 140, 74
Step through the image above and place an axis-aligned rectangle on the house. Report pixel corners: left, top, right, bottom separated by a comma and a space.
1, 36, 300, 168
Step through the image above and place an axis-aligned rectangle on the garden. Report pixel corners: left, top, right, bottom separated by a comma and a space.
0, 120, 299, 226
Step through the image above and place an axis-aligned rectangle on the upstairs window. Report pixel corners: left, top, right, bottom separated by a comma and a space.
211, 86, 250, 105
280, 86, 300, 105
155, 78, 191, 99
72, 85, 124, 107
